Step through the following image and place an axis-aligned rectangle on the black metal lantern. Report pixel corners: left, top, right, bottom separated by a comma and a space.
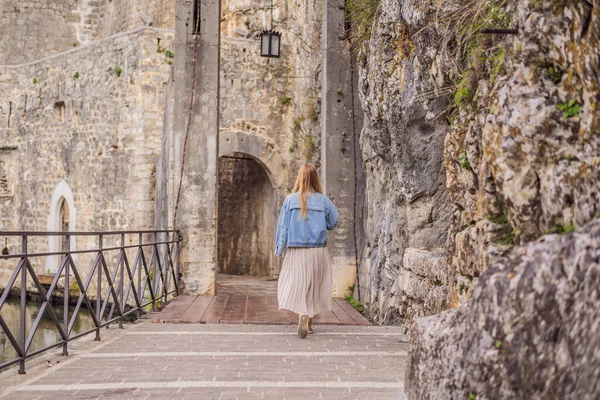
261, 30, 281, 58
259, 0, 281, 58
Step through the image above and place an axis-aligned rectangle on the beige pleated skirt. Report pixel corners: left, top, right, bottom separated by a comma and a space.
277, 247, 332, 318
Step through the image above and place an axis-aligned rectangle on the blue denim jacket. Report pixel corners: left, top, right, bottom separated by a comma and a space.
274, 192, 339, 256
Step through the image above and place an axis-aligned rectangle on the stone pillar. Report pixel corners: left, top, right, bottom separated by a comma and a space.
321, 0, 362, 297
173, 0, 220, 295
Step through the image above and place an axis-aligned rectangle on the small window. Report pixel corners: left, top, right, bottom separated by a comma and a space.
54, 101, 66, 122
0, 161, 10, 196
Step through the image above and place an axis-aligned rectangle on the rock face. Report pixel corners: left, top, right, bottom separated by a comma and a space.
358, 0, 600, 318
357, 0, 453, 324
406, 219, 600, 399
444, 0, 600, 306
356, 0, 600, 396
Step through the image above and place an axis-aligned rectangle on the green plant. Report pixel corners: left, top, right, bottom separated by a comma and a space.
547, 66, 562, 84
469, 394, 477, 400
165, 50, 175, 59
529, 0, 543, 10
459, 151, 472, 172
495, 340, 502, 349
557, 100, 581, 118
454, 86, 473, 108
336, 88, 343, 96
554, 0, 576, 12
566, 154, 574, 162
487, 198, 516, 246
294, 116, 305, 128
458, 282, 468, 295
157, 42, 165, 53
435, 280, 444, 287
545, 223, 576, 235
74, 72, 80, 79
73, 42, 78, 47
345, 295, 365, 313
33, 78, 38, 84
114, 66, 123, 77
69, 280, 80, 294
280, 96, 292, 105
489, 46, 506, 82
346, 0, 381, 47
288, 146, 295, 153
296, 132, 316, 159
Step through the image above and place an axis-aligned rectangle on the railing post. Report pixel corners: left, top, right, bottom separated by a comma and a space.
63, 234, 70, 356
175, 231, 180, 296
18, 235, 27, 374
119, 234, 125, 329
95, 234, 102, 341
152, 232, 157, 312
163, 232, 168, 306
138, 233, 143, 319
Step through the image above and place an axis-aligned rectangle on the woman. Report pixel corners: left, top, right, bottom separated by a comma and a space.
275, 164, 339, 339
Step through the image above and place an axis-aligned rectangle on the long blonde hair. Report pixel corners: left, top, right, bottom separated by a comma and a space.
293, 164, 323, 218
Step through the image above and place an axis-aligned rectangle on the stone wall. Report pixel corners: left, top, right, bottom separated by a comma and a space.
0, 28, 173, 287
0, 0, 175, 65
0, 0, 81, 65
219, 0, 323, 174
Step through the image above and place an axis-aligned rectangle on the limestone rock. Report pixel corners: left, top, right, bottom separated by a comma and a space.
445, 0, 600, 305
406, 219, 600, 399
357, 0, 453, 325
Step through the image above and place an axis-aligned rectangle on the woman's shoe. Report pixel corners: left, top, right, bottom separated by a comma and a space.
308, 317, 314, 334
298, 314, 309, 339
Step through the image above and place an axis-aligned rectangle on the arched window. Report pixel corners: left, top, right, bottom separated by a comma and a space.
46, 181, 77, 273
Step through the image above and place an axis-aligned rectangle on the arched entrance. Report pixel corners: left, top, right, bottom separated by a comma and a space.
217, 153, 276, 277
215, 131, 288, 295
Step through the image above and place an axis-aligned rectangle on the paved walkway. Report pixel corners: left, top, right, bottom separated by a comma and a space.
1, 322, 408, 399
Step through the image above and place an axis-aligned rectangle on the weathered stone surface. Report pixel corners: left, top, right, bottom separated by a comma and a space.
0, 0, 175, 64
0, 28, 173, 289
406, 218, 600, 399
445, 0, 600, 305
356, 0, 452, 324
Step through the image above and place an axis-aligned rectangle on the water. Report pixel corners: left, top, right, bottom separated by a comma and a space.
0, 297, 95, 366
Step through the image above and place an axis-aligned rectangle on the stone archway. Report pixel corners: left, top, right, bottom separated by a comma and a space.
217, 154, 275, 277
218, 131, 289, 191
217, 131, 289, 285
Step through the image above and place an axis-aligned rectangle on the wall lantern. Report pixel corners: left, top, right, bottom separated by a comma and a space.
259, 0, 281, 58
261, 30, 281, 58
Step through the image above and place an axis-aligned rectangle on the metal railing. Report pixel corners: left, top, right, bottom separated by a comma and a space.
0, 230, 181, 373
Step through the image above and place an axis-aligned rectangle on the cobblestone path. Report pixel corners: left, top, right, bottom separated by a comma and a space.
2, 323, 408, 399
